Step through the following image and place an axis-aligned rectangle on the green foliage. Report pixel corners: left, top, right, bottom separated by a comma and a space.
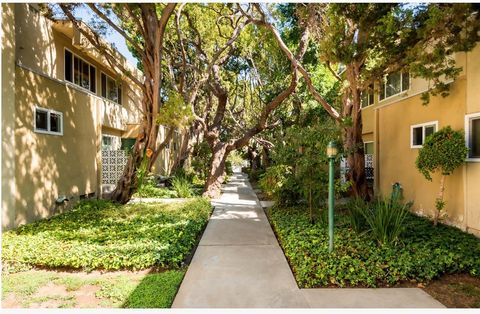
2, 199, 211, 271
269, 205, 480, 288
227, 150, 245, 167
171, 176, 194, 198
156, 91, 193, 128
134, 176, 179, 198
347, 197, 411, 245
191, 141, 211, 181
416, 126, 468, 180
259, 165, 292, 200
123, 271, 185, 308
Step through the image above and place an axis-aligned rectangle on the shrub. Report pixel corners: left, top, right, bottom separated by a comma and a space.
268, 205, 480, 288
2, 198, 212, 271
416, 126, 468, 225
135, 183, 178, 198
171, 176, 193, 198
348, 197, 410, 245
259, 165, 292, 201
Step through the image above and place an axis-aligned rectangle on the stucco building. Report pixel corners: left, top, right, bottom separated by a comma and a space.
361, 44, 480, 236
1, 4, 183, 229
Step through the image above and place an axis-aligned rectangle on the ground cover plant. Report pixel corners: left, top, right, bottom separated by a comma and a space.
268, 205, 480, 288
2, 198, 211, 271
2, 269, 185, 308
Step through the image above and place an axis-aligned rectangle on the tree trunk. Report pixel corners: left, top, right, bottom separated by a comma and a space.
434, 174, 446, 226
203, 142, 229, 198
343, 66, 370, 200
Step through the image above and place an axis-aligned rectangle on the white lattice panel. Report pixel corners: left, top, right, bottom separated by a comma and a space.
340, 154, 374, 183
101, 150, 129, 185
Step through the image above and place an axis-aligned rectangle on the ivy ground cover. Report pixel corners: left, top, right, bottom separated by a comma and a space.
2, 198, 212, 271
268, 206, 480, 288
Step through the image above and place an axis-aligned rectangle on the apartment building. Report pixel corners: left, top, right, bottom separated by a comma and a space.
361, 44, 480, 236
1, 4, 183, 229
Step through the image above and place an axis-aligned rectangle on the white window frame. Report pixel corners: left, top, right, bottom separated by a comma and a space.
64, 48, 97, 93
364, 141, 374, 155
379, 71, 410, 103
101, 71, 122, 105
465, 112, 480, 162
410, 121, 438, 149
34, 106, 63, 136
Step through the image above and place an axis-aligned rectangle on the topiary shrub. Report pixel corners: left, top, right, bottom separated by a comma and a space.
415, 126, 468, 226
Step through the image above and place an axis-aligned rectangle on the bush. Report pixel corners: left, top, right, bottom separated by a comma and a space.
348, 197, 410, 245
2, 198, 212, 271
135, 184, 178, 198
268, 205, 480, 288
171, 176, 193, 198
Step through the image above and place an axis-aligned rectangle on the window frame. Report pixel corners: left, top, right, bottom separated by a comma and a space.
465, 112, 480, 162
101, 71, 122, 105
410, 120, 438, 149
379, 71, 410, 103
64, 48, 97, 93
33, 106, 63, 136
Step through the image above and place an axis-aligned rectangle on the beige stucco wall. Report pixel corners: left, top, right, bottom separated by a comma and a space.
2, 3, 17, 229
464, 45, 480, 234
376, 77, 467, 228
13, 67, 100, 226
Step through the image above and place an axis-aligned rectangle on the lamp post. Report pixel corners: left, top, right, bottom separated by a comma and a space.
326, 141, 338, 253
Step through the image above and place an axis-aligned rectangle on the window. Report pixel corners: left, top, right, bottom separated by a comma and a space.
466, 113, 480, 160
102, 135, 113, 151
361, 85, 375, 108
64, 49, 96, 93
410, 121, 438, 148
364, 142, 374, 154
101, 73, 122, 105
379, 72, 410, 101
34, 107, 63, 135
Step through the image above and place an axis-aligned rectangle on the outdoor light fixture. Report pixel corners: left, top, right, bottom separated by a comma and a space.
326, 141, 338, 158
326, 141, 337, 253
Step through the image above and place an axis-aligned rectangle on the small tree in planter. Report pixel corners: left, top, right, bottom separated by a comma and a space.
415, 126, 468, 226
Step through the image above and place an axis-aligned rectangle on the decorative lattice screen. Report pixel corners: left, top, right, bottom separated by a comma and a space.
101, 150, 129, 185
340, 154, 374, 183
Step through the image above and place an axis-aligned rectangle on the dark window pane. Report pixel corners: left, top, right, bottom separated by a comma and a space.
117, 85, 122, 105
81, 61, 89, 89
471, 118, 480, 158
380, 82, 386, 100
413, 127, 423, 146
386, 72, 401, 98
402, 72, 410, 91
35, 109, 48, 131
74, 56, 80, 85
425, 125, 435, 139
90, 66, 96, 93
50, 113, 61, 133
365, 142, 374, 154
65, 50, 72, 82
101, 73, 106, 98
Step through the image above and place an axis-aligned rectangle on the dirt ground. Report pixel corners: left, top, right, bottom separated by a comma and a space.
423, 273, 480, 308
2, 269, 152, 308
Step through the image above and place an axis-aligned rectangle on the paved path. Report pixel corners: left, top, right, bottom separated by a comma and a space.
172, 171, 444, 308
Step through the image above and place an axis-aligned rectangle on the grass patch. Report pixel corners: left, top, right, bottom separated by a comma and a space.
2, 198, 212, 271
2, 271, 59, 297
268, 205, 480, 288
123, 270, 185, 308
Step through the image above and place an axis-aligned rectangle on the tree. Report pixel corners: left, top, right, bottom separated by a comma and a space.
416, 126, 468, 226
251, 3, 480, 200
54, 3, 177, 203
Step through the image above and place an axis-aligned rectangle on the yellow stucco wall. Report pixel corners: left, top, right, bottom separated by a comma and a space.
14, 67, 99, 226
376, 77, 467, 228
464, 45, 480, 234
2, 3, 17, 229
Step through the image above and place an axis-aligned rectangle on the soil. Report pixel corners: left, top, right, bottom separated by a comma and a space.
423, 273, 480, 308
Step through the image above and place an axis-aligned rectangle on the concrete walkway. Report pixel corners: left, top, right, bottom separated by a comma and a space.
172, 171, 444, 308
